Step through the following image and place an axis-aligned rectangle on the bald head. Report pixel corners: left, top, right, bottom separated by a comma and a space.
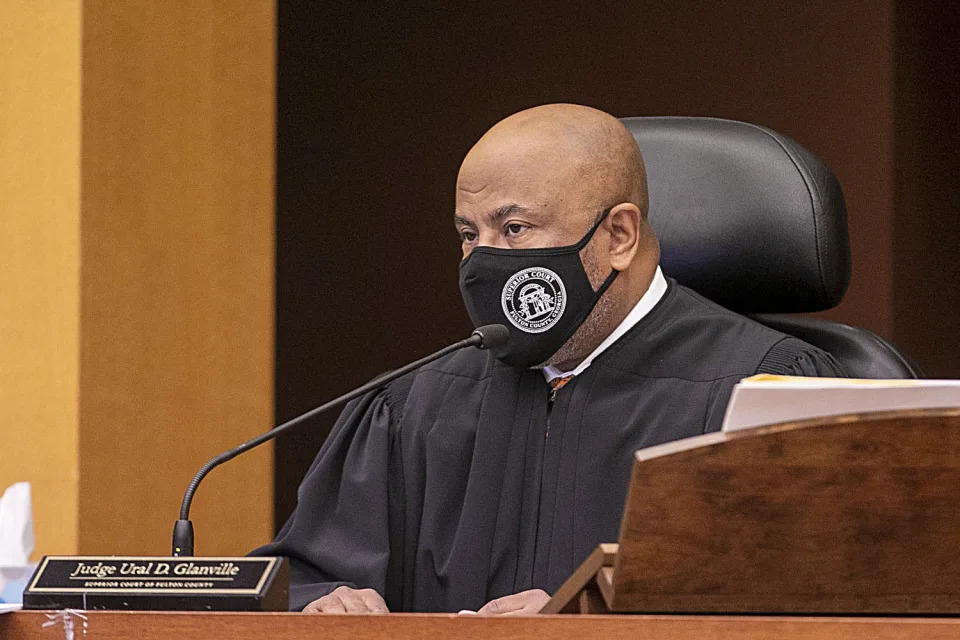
458, 104, 648, 224
455, 104, 660, 370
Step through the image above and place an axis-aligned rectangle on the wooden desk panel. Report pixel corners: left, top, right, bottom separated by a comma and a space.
4, 610, 960, 640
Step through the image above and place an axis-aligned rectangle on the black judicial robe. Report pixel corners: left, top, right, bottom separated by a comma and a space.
253, 278, 845, 612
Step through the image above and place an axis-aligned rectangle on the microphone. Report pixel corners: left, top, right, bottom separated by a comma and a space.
172, 324, 509, 556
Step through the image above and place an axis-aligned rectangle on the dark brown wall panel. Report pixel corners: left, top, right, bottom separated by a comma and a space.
275, 1, 905, 528
892, 0, 960, 378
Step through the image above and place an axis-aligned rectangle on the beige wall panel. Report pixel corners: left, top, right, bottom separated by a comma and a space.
78, 1, 276, 555
0, 0, 82, 557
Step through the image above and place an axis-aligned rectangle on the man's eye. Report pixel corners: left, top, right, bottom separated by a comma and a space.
459, 229, 478, 243
505, 223, 527, 236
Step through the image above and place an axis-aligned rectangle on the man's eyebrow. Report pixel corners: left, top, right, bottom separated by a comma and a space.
454, 204, 531, 227
489, 203, 530, 223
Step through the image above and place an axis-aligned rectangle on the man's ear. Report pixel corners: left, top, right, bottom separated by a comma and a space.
605, 203, 641, 271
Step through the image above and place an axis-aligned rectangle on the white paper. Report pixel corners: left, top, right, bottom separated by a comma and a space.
722, 376, 960, 432
0, 482, 34, 599
0, 603, 22, 614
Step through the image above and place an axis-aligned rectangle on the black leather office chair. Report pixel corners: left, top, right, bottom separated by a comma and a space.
620, 116, 921, 379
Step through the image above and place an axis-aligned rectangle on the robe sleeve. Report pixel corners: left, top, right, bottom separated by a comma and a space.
249, 389, 399, 611
756, 337, 848, 377
703, 337, 848, 434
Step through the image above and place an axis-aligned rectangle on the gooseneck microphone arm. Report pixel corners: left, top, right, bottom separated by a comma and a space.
172, 324, 509, 556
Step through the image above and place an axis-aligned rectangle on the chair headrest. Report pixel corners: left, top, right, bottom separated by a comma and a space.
620, 117, 851, 313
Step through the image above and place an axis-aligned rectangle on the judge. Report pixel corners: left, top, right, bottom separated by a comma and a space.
253, 104, 845, 614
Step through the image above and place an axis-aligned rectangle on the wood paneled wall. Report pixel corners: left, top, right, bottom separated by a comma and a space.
77, 1, 276, 556
0, 1, 275, 557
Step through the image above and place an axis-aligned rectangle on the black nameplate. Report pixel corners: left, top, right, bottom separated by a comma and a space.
23, 556, 288, 611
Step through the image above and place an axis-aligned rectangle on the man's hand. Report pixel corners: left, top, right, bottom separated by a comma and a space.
476, 589, 550, 616
303, 586, 389, 614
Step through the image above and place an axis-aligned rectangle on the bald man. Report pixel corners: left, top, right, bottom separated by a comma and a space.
254, 104, 844, 614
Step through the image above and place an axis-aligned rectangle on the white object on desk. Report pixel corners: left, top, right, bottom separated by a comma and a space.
722, 375, 960, 432
0, 482, 34, 603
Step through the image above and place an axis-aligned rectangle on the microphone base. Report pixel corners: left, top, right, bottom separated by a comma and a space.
172, 519, 195, 557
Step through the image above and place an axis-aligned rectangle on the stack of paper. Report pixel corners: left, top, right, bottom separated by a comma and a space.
721, 375, 960, 432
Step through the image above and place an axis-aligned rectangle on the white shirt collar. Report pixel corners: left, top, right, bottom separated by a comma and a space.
542, 266, 668, 382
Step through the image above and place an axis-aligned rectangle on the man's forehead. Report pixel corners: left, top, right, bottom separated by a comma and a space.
456, 162, 531, 198
456, 170, 546, 211
458, 134, 570, 191
454, 118, 603, 224
456, 156, 563, 205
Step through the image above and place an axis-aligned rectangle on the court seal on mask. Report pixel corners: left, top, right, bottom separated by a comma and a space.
501, 267, 567, 333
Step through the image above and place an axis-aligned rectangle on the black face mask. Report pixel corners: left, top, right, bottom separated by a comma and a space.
458, 209, 618, 369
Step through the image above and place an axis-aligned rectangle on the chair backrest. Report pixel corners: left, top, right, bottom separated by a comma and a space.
620, 116, 920, 378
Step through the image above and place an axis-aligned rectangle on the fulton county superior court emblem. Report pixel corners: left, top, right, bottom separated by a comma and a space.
501, 267, 567, 333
